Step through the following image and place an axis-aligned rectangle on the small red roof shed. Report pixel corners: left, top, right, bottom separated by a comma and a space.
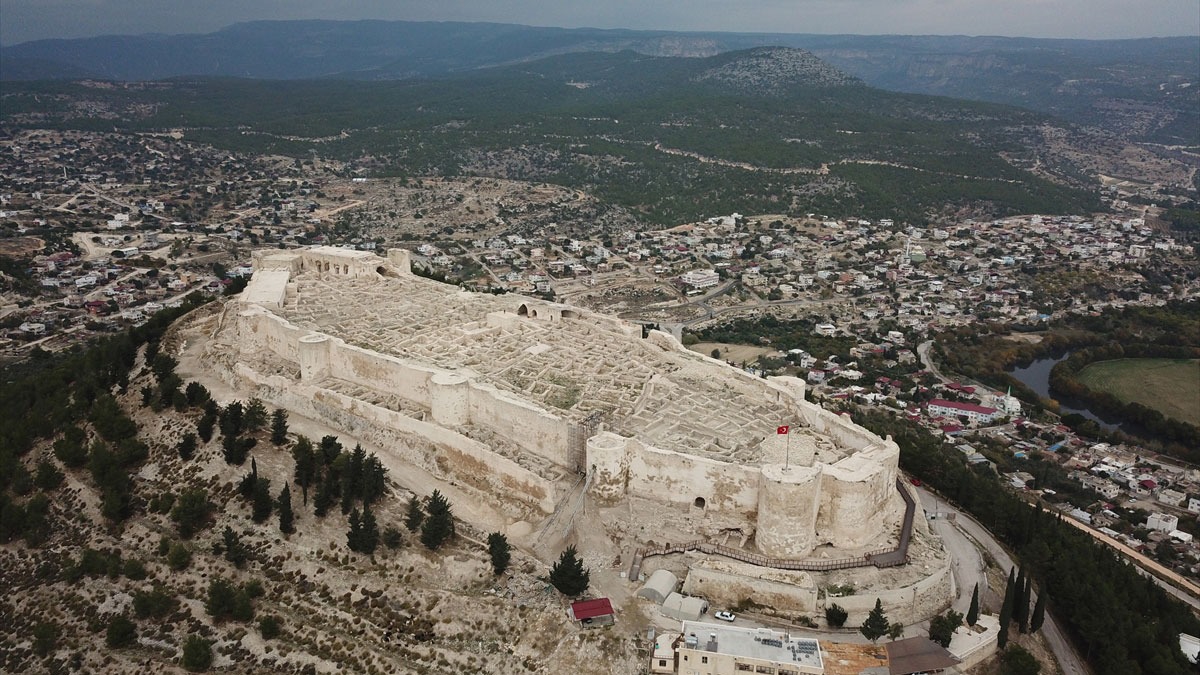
570, 598, 615, 625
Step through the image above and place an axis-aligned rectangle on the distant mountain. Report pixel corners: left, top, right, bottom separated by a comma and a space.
2, 20, 1196, 144
693, 47, 859, 94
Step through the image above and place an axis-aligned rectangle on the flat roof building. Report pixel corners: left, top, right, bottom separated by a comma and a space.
677, 621, 823, 675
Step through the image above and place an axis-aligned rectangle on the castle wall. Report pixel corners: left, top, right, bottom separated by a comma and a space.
816, 559, 954, 627
235, 307, 305, 365
681, 557, 953, 626
328, 341, 436, 409
588, 433, 760, 528
466, 380, 571, 468
223, 363, 556, 515
756, 465, 822, 557
816, 452, 902, 549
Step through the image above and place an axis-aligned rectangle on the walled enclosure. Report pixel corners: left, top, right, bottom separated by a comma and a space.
199, 246, 910, 558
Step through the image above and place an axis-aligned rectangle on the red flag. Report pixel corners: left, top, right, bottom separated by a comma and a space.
777, 425, 789, 435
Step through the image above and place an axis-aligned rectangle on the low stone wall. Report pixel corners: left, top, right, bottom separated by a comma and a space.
682, 560, 818, 615
816, 559, 954, 627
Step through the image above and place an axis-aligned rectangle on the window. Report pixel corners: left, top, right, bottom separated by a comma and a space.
736, 665, 753, 672
755, 667, 775, 674
701, 656, 708, 664
659, 660, 667, 667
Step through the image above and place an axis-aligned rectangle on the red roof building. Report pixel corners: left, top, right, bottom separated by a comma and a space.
927, 399, 1000, 424
569, 598, 615, 627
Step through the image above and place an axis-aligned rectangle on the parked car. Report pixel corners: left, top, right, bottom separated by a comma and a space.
714, 611, 736, 622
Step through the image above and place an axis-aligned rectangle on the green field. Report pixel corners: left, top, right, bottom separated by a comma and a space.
1077, 358, 1200, 426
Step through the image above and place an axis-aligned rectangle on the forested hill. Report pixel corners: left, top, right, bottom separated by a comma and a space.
3, 20, 1196, 145
1, 48, 1107, 224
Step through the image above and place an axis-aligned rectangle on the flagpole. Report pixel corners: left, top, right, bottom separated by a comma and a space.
785, 427, 791, 471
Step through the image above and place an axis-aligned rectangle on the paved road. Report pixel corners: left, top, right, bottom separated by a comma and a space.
917, 487, 1091, 675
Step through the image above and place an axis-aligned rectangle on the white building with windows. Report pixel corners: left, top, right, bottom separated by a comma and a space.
681, 269, 720, 289
1147, 512, 1180, 533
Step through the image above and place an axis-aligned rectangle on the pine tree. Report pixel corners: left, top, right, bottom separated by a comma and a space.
244, 398, 268, 431
220, 401, 244, 438
251, 477, 273, 524
319, 435, 342, 465
1030, 590, 1046, 633
341, 444, 366, 514
487, 532, 512, 576
860, 598, 890, 643
420, 491, 454, 550
238, 458, 259, 499
178, 432, 197, 461
966, 583, 980, 627
197, 407, 217, 443
292, 436, 316, 504
359, 506, 379, 554
221, 526, 248, 568
404, 496, 425, 532
361, 455, 387, 506
347, 508, 362, 551
277, 483, 295, 535
222, 432, 247, 465
549, 545, 590, 596
314, 470, 337, 518
270, 408, 289, 446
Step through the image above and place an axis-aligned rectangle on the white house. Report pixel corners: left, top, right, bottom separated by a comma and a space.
1147, 512, 1180, 533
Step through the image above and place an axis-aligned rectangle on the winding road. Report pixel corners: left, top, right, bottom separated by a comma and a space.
917, 487, 1091, 675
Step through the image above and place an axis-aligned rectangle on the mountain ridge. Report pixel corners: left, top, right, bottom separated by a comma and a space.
3, 20, 1195, 144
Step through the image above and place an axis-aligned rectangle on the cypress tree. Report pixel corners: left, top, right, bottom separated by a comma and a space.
277, 483, 295, 535
1030, 590, 1046, 633
251, 477, 272, 524
998, 568, 1015, 649
347, 508, 362, 551
1015, 568, 1030, 632
860, 598, 891, 643
966, 583, 980, 627
292, 436, 316, 504
359, 506, 379, 554
270, 408, 289, 446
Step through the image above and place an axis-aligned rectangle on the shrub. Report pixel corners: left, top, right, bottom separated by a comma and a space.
105, 615, 137, 649
181, 635, 213, 672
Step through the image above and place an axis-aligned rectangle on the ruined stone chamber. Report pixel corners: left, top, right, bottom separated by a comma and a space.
190, 245, 951, 621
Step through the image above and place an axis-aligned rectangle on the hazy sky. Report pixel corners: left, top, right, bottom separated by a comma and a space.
3, 0, 1198, 45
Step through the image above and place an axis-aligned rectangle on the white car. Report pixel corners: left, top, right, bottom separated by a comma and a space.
714, 611, 736, 622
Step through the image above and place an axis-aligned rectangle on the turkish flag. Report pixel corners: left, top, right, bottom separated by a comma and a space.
777, 425, 789, 435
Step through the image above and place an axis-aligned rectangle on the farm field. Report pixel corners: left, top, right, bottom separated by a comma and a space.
1077, 358, 1200, 426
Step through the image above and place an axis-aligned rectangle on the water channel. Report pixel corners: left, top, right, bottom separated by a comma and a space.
1008, 353, 1122, 431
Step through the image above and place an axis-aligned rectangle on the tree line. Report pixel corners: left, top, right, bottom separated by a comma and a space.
853, 409, 1200, 675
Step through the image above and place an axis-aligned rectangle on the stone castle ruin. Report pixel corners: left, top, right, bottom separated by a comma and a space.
187, 246, 952, 623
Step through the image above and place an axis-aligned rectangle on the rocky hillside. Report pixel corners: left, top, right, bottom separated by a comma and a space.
0, 302, 646, 674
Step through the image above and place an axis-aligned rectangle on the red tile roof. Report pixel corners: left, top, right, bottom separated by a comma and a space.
570, 598, 614, 621
928, 399, 997, 415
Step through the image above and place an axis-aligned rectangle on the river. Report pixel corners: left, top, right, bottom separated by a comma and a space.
1008, 354, 1122, 431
